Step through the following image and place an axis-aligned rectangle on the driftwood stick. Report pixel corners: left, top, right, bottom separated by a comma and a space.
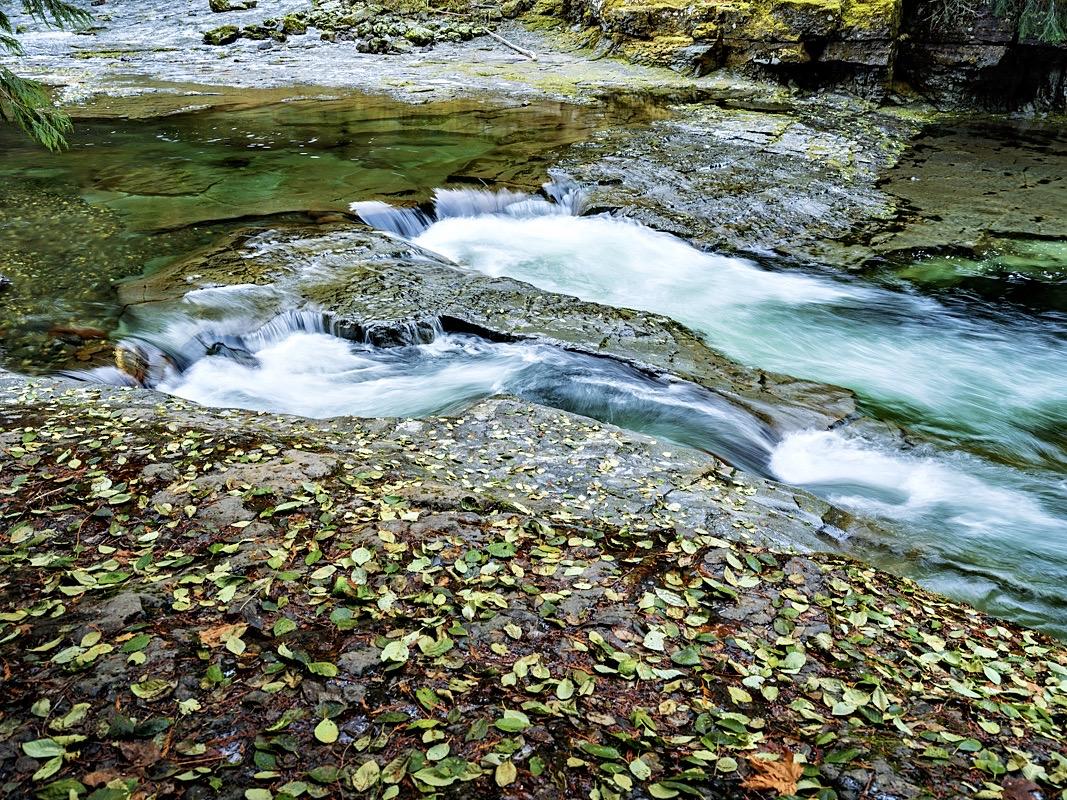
481, 28, 538, 60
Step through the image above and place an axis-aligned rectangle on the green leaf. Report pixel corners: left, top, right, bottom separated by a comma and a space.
494, 710, 530, 733
273, 618, 297, 638
381, 754, 409, 784
50, 703, 90, 731
780, 650, 807, 671
417, 636, 454, 657
130, 679, 174, 701
22, 739, 64, 759
649, 783, 679, 799
353, 759, 380, 791
32, 755, 64, 781
487, 541, 516, 558
580, 742, 621, 760
416, 687, 441, 710
629, 757, 652, 780
426, 743, 449, 761
380, 640, 409, 664
495, 760, 517, 786
314, 718, 339, 744
120, 634, 151, 654
308, 662, 338, 677
308, 766, 340, 783
727, 686, 752, 704
825, 748, 862, 764
716, 756, 739, 772
37, 779, 87, 800
412, 767, 456, 788
245, 790, 273, 800
670, 645, 701, 666
642, 629, 666, 652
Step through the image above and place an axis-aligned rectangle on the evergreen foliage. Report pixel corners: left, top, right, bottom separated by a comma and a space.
922, 0, 1066, 42
1007, 0, 1067, 42
0, 1, 92, 150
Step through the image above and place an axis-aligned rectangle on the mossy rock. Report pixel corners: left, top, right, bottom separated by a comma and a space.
202, 24, 239, 45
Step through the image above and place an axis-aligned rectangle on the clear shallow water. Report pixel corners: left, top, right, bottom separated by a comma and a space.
879, 238, 1067, 312
0, 94, 623, 371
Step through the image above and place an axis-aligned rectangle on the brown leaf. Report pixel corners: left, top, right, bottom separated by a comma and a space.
1002, 777, 1043, 800
741, 752, 803, 796
83, 769, 122, 787
116, 741, 161, 768
198, 622, 247, 647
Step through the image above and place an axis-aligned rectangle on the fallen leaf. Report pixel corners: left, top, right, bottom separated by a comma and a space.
116, 740, 161, 768
82, 769, 121, 787
199, 622, 248, 648
741, 752, 802, 796
1002, 776, 1043, 800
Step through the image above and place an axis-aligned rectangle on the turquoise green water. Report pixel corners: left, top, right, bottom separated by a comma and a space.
875, 238, 1067, 313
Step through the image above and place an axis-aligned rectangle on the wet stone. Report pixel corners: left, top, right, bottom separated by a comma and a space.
338, 646, 382, 677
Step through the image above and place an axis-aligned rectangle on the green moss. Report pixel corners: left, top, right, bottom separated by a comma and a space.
840, 0, 901, 30
70, 49, 143, 59
620, 34, 696, 65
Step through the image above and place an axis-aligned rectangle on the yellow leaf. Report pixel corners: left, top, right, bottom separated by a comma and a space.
740, 752, 803, 796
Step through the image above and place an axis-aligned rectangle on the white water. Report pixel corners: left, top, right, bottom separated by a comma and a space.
416, 213, 1067, 468
83, 307, 779, 475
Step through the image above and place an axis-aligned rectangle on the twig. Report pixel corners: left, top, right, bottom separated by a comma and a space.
481, 28, 538, 60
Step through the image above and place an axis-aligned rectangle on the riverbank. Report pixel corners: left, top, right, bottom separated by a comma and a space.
2, 372, 1065, 800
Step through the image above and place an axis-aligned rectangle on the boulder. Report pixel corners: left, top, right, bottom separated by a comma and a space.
404, 24, 435, 45
202, 24, 239, 45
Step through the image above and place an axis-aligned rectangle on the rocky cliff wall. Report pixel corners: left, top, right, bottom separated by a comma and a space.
547, 0, 1067, 108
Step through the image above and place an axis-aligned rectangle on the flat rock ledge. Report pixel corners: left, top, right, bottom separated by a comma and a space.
1, 373, 1065, 800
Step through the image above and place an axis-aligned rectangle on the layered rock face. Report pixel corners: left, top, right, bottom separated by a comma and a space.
898, 0, 1067, 110
556, 0, 1067, 108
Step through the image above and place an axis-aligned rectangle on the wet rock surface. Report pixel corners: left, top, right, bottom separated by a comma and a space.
559, 100, 920, 266
0, 374, 1065, 799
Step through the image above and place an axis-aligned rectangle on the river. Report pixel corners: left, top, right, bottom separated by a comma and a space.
1, 95, 1065, 636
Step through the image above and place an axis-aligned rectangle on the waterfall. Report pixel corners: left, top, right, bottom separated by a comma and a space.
350, 177, 584, 237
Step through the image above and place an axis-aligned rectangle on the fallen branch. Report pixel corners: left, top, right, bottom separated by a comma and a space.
481, 28, 538, 60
